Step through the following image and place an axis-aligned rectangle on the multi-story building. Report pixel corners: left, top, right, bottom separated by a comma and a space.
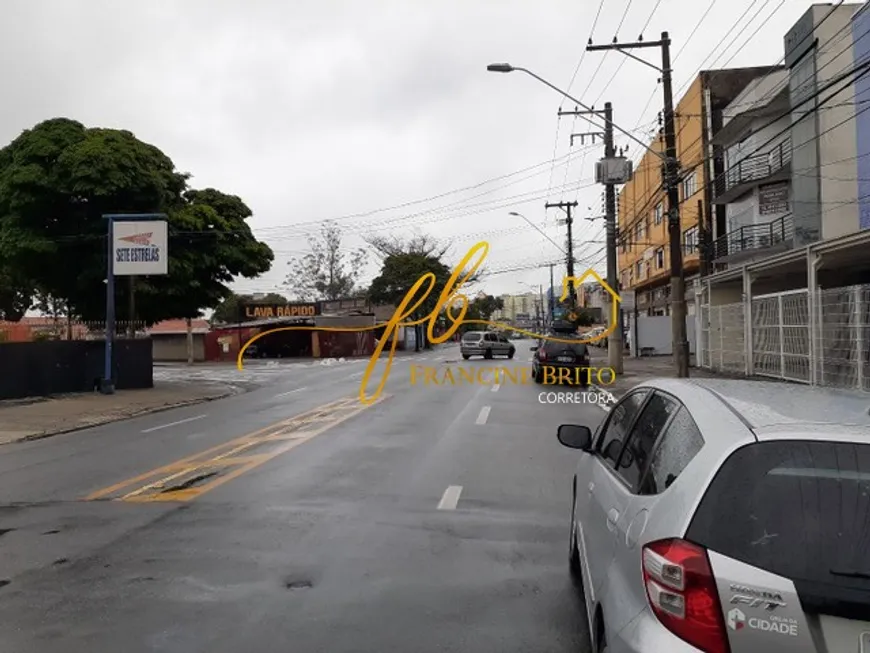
853, 2, 870, 230
706, 2, 862, 272
617, 67, 774, 316
493, 293, 538, 323
708, 68, 793, 267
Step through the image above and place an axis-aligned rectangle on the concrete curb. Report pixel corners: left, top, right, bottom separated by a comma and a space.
6, 386, 244, 446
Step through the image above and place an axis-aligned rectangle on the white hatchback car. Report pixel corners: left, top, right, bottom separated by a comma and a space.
558, 377, 870, 653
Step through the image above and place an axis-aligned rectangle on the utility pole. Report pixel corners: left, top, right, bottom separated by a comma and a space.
587, 31, 689, 377
548, 263, 555, 326
559, 102, 624, 374
545, 201, 579, 308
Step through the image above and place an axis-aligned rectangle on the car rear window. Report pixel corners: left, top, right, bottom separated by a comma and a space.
462, 332, 482, 341
686, 440, 870, 619
543, 340, 587, 356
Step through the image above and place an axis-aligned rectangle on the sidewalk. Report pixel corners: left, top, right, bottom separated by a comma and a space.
0, 381, 239, 446
588, 352, 745, 399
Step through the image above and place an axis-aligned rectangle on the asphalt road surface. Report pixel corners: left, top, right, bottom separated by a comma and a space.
0, 341, 609, 652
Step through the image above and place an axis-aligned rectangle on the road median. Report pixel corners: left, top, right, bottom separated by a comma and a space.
0, 381, 243, 446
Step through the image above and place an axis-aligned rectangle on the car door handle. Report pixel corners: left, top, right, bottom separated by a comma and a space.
606, 508, 619, 532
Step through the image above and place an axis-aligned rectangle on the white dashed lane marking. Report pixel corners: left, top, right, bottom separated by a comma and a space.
475, 406, 491, 425
491, 383, 500, 392
437, 485, 463, 510
141, 414, 207, 433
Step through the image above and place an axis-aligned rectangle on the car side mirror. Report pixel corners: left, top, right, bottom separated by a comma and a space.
557, 424, 593, 451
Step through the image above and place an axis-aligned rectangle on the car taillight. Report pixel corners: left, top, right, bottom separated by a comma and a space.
642, 539, 729, 653
538, 349, 547, 361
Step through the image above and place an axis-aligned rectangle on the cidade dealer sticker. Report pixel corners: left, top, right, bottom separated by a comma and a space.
727, 607, 798, 637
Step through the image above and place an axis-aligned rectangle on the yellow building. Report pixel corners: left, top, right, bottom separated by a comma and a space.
617, 68, 773, 315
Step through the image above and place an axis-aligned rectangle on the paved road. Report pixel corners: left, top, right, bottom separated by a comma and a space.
0, 341, 608, 652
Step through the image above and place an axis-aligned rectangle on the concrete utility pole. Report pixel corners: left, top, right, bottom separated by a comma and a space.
186, 317, 194, 365
587, 32, 690, 377
545, 201, 579, 307
548, 263, 555, 326
559, 102, 624, 374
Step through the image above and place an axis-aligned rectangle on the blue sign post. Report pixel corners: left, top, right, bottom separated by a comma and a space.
100, 213, 168, 394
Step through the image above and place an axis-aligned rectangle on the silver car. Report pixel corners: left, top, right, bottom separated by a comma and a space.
460, 330, 515, 360
557, 377, 870, 653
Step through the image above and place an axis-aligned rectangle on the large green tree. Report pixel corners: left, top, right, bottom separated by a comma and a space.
0, 118, 273, 323
211, 291, 286, 324
285, 221, 367, 301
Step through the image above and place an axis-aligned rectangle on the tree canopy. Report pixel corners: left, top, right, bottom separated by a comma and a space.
285, 221, 368, 301
0, 118, 273, 323
211, 291, 286, 324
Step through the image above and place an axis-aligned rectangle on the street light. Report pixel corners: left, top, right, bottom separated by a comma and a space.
486, 63, 665, 160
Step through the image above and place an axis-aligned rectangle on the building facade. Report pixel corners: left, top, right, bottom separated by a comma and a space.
617, 67, 774, 316
853, 2, 870, 230
709, 68, 793, 268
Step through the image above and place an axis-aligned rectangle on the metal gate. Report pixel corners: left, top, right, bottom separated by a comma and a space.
751, 289, 810, 383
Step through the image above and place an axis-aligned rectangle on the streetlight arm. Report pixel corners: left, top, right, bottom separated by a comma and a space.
507, 66, 666, 162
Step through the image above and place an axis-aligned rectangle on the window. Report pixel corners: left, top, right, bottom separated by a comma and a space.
644, 261, 651, 279
462, 332, 482, 342
484, 333, 497, 342
653, 202, 663, 225
683, 226, 698, 255
655, 247, 664, 269
681, 170, 697, 199
639, 406, 704, 494
595, 391, 648, 464
686, 440, 870, 619
616, 392, 679, 488
635, 261, 642, 279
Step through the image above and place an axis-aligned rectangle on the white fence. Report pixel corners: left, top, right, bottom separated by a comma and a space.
698, 283, 870, 392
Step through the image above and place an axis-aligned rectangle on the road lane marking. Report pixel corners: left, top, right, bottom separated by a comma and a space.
475, 406, 491, 425
349, 371, 364, 379
275, 387, 307, 397
491, 383, 500, 392
437, 485, 463, 510
141, 415, 207, 433
85, 395, 388, 502
597, 404, 612, 412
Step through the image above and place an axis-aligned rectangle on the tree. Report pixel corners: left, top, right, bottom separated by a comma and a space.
468, 294, 504, 321
285, 221, 367, 301
0, 118, 274, 323
211, 291, 286, 324
365, 233, 450, 260
369, 252, 452, 350
0, 267, 33, 321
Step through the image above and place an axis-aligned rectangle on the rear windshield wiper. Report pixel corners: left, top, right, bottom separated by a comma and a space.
830, 568, 870, 579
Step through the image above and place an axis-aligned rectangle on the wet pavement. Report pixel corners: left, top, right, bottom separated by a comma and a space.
0, 341, 600, 652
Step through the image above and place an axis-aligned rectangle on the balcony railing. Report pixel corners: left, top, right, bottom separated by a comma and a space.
716, 139, 791, 197
711, 214, 794, 260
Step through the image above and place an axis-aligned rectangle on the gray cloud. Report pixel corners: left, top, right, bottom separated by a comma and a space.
1, 0, 821, 297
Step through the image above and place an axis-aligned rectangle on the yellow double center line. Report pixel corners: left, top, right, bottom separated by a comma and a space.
84, 394, 389, 503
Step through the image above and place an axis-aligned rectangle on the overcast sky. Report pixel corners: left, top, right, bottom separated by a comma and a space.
1, 0, 830, 301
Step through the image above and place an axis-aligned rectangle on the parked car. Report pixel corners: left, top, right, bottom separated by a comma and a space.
460, 330, 515, 360
557, 377, 870, 653
531, 334, 590, 385
583, 326, 607, 348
